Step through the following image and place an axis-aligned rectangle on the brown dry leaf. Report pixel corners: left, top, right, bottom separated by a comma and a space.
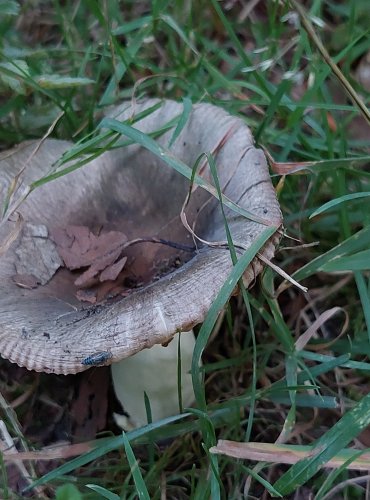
51, 225, 100, 269
262, 145, 321, 175
74, 245, 122, 287
296, 307, 349, 352
99, 256, 128, 282
51, 225, 128, 286
3, 441, 97, 462
210, 440, 370, 471
50, 224, 131, 302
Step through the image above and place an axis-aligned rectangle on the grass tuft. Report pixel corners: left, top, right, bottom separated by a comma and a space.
1, 0, 370, 497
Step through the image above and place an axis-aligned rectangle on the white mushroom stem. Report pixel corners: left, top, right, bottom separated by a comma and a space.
111, 331, 196, 429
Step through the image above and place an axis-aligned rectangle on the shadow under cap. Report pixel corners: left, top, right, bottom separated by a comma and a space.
0, 99, 282, 375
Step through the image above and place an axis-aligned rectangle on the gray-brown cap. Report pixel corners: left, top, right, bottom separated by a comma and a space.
0, 99, 282, 374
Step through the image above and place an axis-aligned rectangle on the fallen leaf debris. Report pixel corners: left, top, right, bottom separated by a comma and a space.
12, 223, 193, 304
50, 225, 130, 302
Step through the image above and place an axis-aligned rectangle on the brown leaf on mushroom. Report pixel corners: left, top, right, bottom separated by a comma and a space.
50, 225, 130, 302
50, 225, 128, 274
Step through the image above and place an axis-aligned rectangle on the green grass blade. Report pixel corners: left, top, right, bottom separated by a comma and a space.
191, 226, 276, 410
112, 15, 153, 36
99, 25, 152, 106
254, 80, 291, 143
241, 465, 282, 497
320, 249, 370, 271
209, 0, 271, 97
292, 225, 370, 282
177, 333, 183, 413
273, 392, 370, 495
310, 192, 370, 218
1, 1, 20, 16
159, 14, 198, 54
298, 351, 370, 371
121, 431, 150, 500
315, 449, 369, 499
35, 75, 94, 88
291, 0, 370, 125
85, 484, 120, 500
268, 394, 337, 409
205, 153, 259, 441
143, 392, 153, 425
354, 273, 370, 341
24, 413, 190, 492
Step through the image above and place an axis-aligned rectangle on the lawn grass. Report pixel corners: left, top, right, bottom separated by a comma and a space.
1, 0, 370, 498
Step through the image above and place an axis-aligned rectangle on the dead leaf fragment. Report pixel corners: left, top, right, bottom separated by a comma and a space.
74, 246, 122, 287
14, 223, 63, 285
50, 224, 130, 301
99, 256, 127, 282
51, 226, 127, 271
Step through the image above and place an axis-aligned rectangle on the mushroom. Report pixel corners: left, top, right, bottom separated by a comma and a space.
112, 330, 196, 429
0, 99, 282, 424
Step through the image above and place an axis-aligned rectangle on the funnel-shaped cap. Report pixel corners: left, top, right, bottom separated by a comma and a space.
0, 100, 282, 374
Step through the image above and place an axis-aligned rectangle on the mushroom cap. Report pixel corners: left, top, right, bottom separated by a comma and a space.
0, 99, 282, 374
